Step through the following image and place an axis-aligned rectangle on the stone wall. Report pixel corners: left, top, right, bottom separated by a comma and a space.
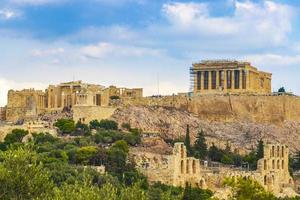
133, 142, 297, 198
0, 107, 6, 121
6, 89, 46, 122
117, 95, 300, 124
73, 106, 116, 124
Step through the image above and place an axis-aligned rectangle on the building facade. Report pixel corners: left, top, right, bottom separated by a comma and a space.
191, 60, 272, 95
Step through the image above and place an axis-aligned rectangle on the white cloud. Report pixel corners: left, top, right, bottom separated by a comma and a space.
162, 1, 294, 44
243, 54, 300, 67
81, 42, 163, 59
0, 9, 19, 19
0, 78, 47, 106
31, 48, 65, 57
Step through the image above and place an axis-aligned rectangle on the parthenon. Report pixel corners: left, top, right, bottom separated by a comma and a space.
191, 60, 272, 95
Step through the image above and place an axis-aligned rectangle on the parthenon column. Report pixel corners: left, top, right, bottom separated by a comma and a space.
208, 71, 212, 90
216, 70, 220, 90
239, 69, 243, 90
223, 70, 227, 91
202, 71, 205, 91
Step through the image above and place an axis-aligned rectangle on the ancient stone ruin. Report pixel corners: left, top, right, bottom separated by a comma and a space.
133, 142, 297, 198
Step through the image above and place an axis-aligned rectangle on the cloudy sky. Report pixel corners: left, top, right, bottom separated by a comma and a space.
0, 0, 300, 106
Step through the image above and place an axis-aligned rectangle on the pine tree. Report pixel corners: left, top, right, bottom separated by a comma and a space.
185, 125, 192, 156
193, 130, 207, 160
256, 139, 264, 160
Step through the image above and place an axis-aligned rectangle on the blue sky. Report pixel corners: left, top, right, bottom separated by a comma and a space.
0, 0, 300, 106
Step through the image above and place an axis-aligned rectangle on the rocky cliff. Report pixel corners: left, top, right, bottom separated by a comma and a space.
116, 95, 300, 124
111, 105, 300, 154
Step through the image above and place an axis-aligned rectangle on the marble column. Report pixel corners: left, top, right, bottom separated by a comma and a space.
224, 70, 227, 90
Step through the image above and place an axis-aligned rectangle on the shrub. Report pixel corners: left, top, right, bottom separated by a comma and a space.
54, 119, 75, 134
99, 120, 118, 130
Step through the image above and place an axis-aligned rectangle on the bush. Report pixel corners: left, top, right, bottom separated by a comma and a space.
90, 120, 101, 130
54, 119, 75, 134
99, 120, 118, 130
4, 129, 28, 144
75, 146, 99, 165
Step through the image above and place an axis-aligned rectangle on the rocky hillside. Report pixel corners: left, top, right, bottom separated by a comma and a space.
111, 105, 300, 154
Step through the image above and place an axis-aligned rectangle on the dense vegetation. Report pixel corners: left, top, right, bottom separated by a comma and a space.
1, 121, 300, 199
0, 120, 213, 200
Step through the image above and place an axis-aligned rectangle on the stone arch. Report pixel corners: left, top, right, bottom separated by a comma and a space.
281, 146, 284, 158
272, 146, 275, 157
272, 175, 275, 184
282, 160, 284, 169
181, 160, 184, 174
277, 160, 280, 169
186, 160, 189, 174
272, 160, 275, 169
264, 159, 267, 170
181, 145, 184, 158
264, 175, 267, 185
192, 160, 196, 174
277, 146, 280, 157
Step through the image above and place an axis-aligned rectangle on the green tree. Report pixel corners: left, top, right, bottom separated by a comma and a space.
278, 87, 286, 93
54, 119, 75, 134
75, 146, 98, 165
224, 177, 275, 200
0, 147, 55, 199
99, 119, 118, 130
4, 129, 28, 144
208, 144, 223, 162
256, 139, 264, 160
75, 121, 91, 136
184, 125, 192, 156
193, 130, 207, 159
89, 120, 101, 130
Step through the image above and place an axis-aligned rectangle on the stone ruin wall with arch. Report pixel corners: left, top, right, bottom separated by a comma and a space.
132, 142, 297, 197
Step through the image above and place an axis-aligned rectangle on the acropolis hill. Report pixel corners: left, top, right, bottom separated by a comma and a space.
1, 60, 300, 198
0, 60, 300, 152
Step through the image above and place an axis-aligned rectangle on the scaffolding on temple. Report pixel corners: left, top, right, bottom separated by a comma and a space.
189, 66, 196, 93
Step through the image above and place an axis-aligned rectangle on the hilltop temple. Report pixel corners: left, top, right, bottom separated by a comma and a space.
191, 60, 272, 95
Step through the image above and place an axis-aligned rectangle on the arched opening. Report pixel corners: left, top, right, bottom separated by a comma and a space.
264, 176, 267, 185
264, 159, 267, 170
192, 160, 196, 174
277, 146, 280, 157
272, 160, 275, 169
277, 160, 280, 169
181, 145, 184, 158
272, 175, 275, 184
272, 146, 275, 157
282, 160, 284, 169
186, 160, 189, 174
282, 146, 284, 157
181, 160, 184, 174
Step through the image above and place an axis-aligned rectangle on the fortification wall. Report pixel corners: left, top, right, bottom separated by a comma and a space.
73, 106, 116, 123
116, 95, 300, 124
